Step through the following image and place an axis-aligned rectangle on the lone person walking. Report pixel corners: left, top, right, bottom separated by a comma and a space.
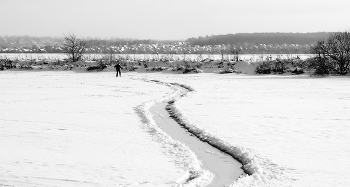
114, 63, 123, 77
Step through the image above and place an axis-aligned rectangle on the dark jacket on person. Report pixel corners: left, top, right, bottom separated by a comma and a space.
114, 64, 122, 71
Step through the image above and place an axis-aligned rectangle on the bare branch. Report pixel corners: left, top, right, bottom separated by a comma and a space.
62, 33, 86, 62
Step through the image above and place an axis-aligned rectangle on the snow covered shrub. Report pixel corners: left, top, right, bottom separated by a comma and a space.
86, 66, 99, 71
271, 59, 289, 74
217, 61, 224, 68
0, 64, 4, 71
52, 60, 64, 66
19, 65, 33, 70
194, 62, 203, 69
183, 67, 203, 74
291, 68, 304, 75
171, 65, 185, 71
227, 61, 236, 67
63, 64, 74, 70
184, 61, 191, 69
255, 60, 289, 74
291, 59, 306, 69
86, 63, 107, 71
1, 59, 16, 69
219, 67, 240, 74
126, 65, 139, 71
305, 57, 333, 76
255, 61, 272, 74
146, 66, 166, 71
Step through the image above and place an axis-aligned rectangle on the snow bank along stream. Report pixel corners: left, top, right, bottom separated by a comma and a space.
2, 71, 349, 187
149, 80, 244, 186
135, 77, 291, 187
138, 73, 350, 187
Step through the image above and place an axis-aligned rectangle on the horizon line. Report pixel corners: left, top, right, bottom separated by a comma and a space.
0, 31, 338, 41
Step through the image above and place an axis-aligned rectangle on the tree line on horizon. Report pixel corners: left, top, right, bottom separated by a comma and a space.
0, 32, 333, 54
1, 32, 349, 76
186, 32, 332, 46
0, 35, 177, 48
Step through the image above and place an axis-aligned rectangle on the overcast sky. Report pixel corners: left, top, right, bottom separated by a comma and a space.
1, 0, 350, 40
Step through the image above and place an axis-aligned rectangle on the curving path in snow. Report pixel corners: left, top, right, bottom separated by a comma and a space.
144, 79, 245, 186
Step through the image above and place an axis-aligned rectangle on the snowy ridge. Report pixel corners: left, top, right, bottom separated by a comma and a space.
164, 83, 293, 187
134, 78, 214, 187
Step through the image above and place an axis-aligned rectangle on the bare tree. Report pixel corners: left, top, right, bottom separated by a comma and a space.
62, 33, 86, 62
308, 40, 333, 75
327, 32, 350, 75
227, 44, 239, 61
310, 32, 350, 75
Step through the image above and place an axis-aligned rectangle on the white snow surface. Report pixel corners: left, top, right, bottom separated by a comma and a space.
141, 73, 350, 187
133, 78, 214, 187
2, 71, 350, 187
0, 71, 191, 187
150, 80, 291, 187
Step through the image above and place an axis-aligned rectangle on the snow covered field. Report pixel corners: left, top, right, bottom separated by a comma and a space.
0, 71, 185, 187
143, 73, 350, 187
1, 71, 349, 187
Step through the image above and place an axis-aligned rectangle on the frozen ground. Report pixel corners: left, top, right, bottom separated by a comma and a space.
0, 71, 186, 187
1, 71, 350, 187
142, 73, 350, 187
